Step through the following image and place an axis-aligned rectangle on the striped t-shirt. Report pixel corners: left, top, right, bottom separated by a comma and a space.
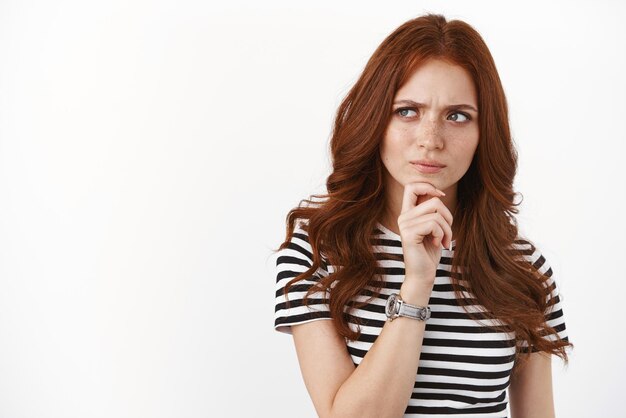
273, 221, 569, 417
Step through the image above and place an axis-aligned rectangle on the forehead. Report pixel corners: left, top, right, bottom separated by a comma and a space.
395, 59, 477, 105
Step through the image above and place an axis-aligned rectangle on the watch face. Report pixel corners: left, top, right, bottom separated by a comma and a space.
386, 294, 398, 317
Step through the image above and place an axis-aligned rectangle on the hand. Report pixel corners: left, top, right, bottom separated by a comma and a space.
397, 182, 454, 285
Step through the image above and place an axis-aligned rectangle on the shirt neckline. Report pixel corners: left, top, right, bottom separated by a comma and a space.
375, 221, 456, 249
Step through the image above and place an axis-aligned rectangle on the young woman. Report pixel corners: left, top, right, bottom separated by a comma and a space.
273, 13, 573, 418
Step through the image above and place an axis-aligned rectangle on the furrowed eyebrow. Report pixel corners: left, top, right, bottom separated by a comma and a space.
393, 99, 478, 113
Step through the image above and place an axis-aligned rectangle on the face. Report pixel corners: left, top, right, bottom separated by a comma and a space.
380, 58, 480, 210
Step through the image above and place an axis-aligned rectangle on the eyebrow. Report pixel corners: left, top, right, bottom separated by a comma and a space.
393, 99, 478, 113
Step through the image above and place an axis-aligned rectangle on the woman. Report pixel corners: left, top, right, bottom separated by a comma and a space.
273, 13, 573, 418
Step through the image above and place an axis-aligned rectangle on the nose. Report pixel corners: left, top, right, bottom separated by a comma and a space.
416, 117, 444, 150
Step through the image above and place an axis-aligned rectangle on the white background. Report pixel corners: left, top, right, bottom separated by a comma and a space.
1, 0, 624, 417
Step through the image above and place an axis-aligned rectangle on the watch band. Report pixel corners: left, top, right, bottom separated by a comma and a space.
385, 293, 431, 322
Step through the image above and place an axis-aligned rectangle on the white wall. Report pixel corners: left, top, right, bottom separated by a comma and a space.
0, 0, 624, 417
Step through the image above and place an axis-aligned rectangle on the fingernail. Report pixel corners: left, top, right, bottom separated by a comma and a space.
438, 190, 446, 196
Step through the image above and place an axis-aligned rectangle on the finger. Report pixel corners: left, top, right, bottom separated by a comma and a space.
406, 197, 454, 229
434, 212, 453, 249
400, 182, 445, 215
413, 219, 445, 247
407, 212, 452, 248
432, 223, 445, 247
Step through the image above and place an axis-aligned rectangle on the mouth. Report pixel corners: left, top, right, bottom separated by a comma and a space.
411, 162, 445, 174
410, 159, 446, 167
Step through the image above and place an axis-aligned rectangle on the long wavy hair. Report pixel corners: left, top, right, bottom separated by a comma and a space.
275, 13, 573, 374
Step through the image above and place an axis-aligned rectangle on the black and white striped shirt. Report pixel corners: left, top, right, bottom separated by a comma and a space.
273, 221, 569, 417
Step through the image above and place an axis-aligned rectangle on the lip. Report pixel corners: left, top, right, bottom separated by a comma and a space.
410, 159, 446, 167
411, 163, 444, 174
410, 159, 446, 174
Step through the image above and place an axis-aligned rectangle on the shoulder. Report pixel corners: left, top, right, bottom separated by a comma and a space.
509, 236, 563, 306
286, 221, 315, 262
509, 237, 552, 275
277, 219, 329, 272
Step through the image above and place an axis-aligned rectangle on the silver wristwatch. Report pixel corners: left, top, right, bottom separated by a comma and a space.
385, 293, 431, 322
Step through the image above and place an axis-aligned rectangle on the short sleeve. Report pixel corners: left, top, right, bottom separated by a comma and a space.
273, 222, 332, 335
516, 242, 569, 353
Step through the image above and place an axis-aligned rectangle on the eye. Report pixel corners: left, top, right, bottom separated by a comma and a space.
448, 112, 471, 122
394, 107, 417, 118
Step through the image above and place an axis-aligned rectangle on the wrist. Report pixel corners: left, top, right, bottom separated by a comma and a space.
400, 280, 434, 307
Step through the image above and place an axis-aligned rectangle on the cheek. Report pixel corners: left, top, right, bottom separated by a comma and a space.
387, 123, 413, 140
466, 134, 480, 159
447, 125, 478, 141
380, 129, 408, 161
453, 142, 479, 172
383, 126, 413, 150
449, 130, 479, 156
